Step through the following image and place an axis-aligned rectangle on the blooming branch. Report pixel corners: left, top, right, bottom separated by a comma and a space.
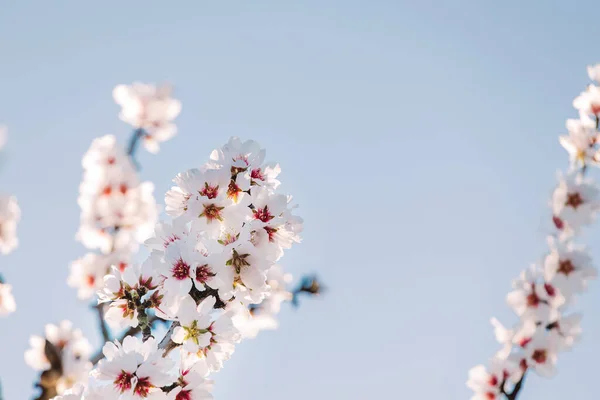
23, 83, 322, 400
466, 64, 600, 399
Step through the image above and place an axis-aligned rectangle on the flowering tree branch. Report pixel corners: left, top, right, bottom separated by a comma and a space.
467, 64, 600, 399
20, 83, 323, 400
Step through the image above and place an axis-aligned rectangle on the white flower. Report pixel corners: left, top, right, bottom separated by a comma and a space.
113, 83, 181, 154
523, 331, 559, 378
559, 118, 599, 167
99, 262, 159, 330
172, 296, 216, 353
81, 135, 133, 177
551, 172, 600, 233
68, 251, 132, 300
548, 313, 582, 351
543, 238, 596, 298
77, 135, 158, 253
466, 358, 518, 400
0, 282, 16, 316
145, 219, 190, 253
155, 241, 201, 298
176, 297, 241, 373
573, 84, 600, 117
0, 194, 20, 254
490, 318, 537, 360
506, 266, 564, 324
249, 162, 281, 191
209, 137, 265, 170
165, 169, 202, 218
166, 367, 213, 400
212, 242, 270, 302
93, 336, 174, 398
588, 63, 600, 82
25, 321, 92, 394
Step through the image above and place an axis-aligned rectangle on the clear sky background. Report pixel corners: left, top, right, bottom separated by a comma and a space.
1, 1, 599, 399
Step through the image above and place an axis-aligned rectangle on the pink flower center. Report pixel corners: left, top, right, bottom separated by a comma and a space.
86, 275, 95, 287
200, 182, 219, 199
164, 234, 181, 248
253, 205, 274, 223
488, 375, 498, 386
114, 371, 134, 392
171, 258, 191, 280
107, 157, 116, 165
251, 168, 265, 181
175, 389, 193, 400
196, 264, 214, 284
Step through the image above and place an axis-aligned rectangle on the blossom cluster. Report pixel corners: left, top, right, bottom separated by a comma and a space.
467, 65, 600, 399
68, 83, 181, 300
23, 82, 313, 399
0, 125, 21, 316
26, 83, 181, 398
68, 133, 158, 299
25, 321, 93, 394
55, 136, 303, 399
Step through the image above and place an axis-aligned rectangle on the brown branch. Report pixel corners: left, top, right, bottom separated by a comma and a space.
503, 371, 527, 400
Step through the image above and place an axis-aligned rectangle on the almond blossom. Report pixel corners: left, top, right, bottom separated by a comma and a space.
93, 336, 173, 398
468, 63, 600, 399
21, 85, 320, 399
113, 83, 182, 154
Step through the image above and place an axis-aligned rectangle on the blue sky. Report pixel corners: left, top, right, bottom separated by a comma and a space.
1, 1, 600, 398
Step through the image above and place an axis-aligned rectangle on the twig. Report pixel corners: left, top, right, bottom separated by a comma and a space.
291, 274, 323, 307
127, 128, 146, 168
94, 303, 111, 344
502, 372, 527, 400
158, 321, 180, 357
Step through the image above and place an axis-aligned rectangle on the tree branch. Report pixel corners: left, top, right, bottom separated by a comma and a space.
93, 303, 111, 344
291, 274, 323, 307
127, 128, 146, 168
504, 372, 527, 400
